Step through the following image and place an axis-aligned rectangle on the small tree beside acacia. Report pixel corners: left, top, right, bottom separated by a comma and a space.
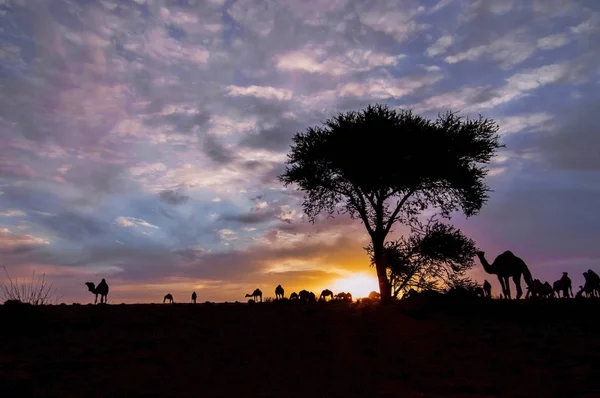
279, 104, 502, 303
366, 215, 478, 298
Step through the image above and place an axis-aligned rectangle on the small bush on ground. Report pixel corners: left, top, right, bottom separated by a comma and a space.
0, 266, 60, 305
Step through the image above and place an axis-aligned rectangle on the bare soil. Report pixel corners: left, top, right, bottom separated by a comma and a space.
1, 298, 598, 398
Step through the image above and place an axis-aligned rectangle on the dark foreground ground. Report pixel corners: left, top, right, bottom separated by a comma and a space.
1, 298, 599, 398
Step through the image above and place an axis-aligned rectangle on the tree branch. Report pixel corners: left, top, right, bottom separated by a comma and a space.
384, 189, 415, 235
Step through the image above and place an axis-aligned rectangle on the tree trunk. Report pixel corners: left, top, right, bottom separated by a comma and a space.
372, 235, 392, 304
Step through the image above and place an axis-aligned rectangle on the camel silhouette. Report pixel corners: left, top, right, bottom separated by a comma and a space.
335, 292, 352, 302
85, 279, 109, 304
575, 285, 585, 299
245, 288, 262, 302
298, 289, 316, 303
526, 279, 553, 299
275, 285, 284, 300
584, 269, 600, 297
553, 272, 573, 298
482, 280, 492, 298
319, 289, 333, 301
289, 292, 298, 300
163, 293, 174, 303
476, 251, 534, 299
191, 291, 197, 303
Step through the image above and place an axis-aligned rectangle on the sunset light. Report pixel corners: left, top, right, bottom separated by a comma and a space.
330, 273, 379, 299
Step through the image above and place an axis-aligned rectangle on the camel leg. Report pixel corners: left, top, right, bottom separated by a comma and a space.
503, 276, 512, 299
497, 276, 506, 299
513, 275, 523, 300
94, 294, 98, 304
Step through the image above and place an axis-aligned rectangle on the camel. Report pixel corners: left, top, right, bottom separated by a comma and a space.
275, 285, 285, 300
245, 288, 262, 303
584, 270, 600, 297
476, 251, 534, 300
191, 291, 197, 304
298, 290, 316, 303
85, 279, 109, 304
163, 293, 174, 303
319, 289, 334, 301
575, 285, 585, 299
553, 272, 573, 298
289, 292, 298, 300
335, 292, 352, 302
482, 280, 492, 298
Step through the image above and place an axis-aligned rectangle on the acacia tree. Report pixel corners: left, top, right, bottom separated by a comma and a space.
279, 104, 502, 303
365, 216, 478, 298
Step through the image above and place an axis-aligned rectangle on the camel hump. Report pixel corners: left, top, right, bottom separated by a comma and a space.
501, 250, 515, 257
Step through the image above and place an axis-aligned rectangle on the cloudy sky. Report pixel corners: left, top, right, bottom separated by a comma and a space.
1, 0, 599, 303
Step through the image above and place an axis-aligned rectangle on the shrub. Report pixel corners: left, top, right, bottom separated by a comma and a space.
0, 266, 60, 305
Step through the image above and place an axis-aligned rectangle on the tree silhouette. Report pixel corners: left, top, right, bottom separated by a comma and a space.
279, 104, 501, 303
366, 216, 478, 298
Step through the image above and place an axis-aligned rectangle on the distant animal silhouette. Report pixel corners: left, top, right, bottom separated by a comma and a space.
575, 285, 585, 299
191, 291, 197, 303
275, 285, 284, 300
476, 251, 534, 299
553, 272, 573, 298
245, 288, 262, 302
319, 289, 333, 301
584, 269, 600, 297
163, 293, 174, 303
335, 292, 352, 302
298, 289, 316, 303
289, 292, 298, 300
85, 279, 109, 304
482, 280, 492, 298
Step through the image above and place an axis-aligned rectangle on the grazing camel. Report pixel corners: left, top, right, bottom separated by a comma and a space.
553, 272, 573, 298
163, 293, 174, 303
85, 279, 109, 304
275, 285, 285, 300
335, 292, 353, 302
191, 291, 197, 304
245, 288, 262, 302
319, 289, 334, 301
482, 280, 492, 298
289, 292, 298, 300
298, 290, 316, 303
476, 251, 534, 299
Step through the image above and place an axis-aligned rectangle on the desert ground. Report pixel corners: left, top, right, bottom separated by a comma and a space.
1, 297, 599, 398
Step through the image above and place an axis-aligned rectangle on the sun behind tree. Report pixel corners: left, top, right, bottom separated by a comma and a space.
279, 104, 502, 303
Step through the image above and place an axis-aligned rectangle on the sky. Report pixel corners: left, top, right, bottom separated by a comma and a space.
0, 0, 599, 304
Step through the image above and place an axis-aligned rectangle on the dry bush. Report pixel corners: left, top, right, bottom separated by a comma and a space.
0, 266, 60, 305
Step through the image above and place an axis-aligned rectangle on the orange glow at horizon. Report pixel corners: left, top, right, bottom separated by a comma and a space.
329, 273, 379, 299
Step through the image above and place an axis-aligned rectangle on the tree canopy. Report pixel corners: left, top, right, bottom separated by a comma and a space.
279, 104, 502, 302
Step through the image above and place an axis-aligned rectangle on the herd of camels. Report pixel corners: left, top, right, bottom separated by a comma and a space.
84, 251, 600, 304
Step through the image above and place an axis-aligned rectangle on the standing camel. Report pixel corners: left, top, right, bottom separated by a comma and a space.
163, 293, 174, 303
275, 285, 285, 300
85, 279, 109, 304
191, 291, 197, 303
319, 289, 334, 301
476, 251, 534, 300
553, 272, 573, 298
245, 288, 262, 302
482, 280, 492, 298
584, 270, 600, 297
